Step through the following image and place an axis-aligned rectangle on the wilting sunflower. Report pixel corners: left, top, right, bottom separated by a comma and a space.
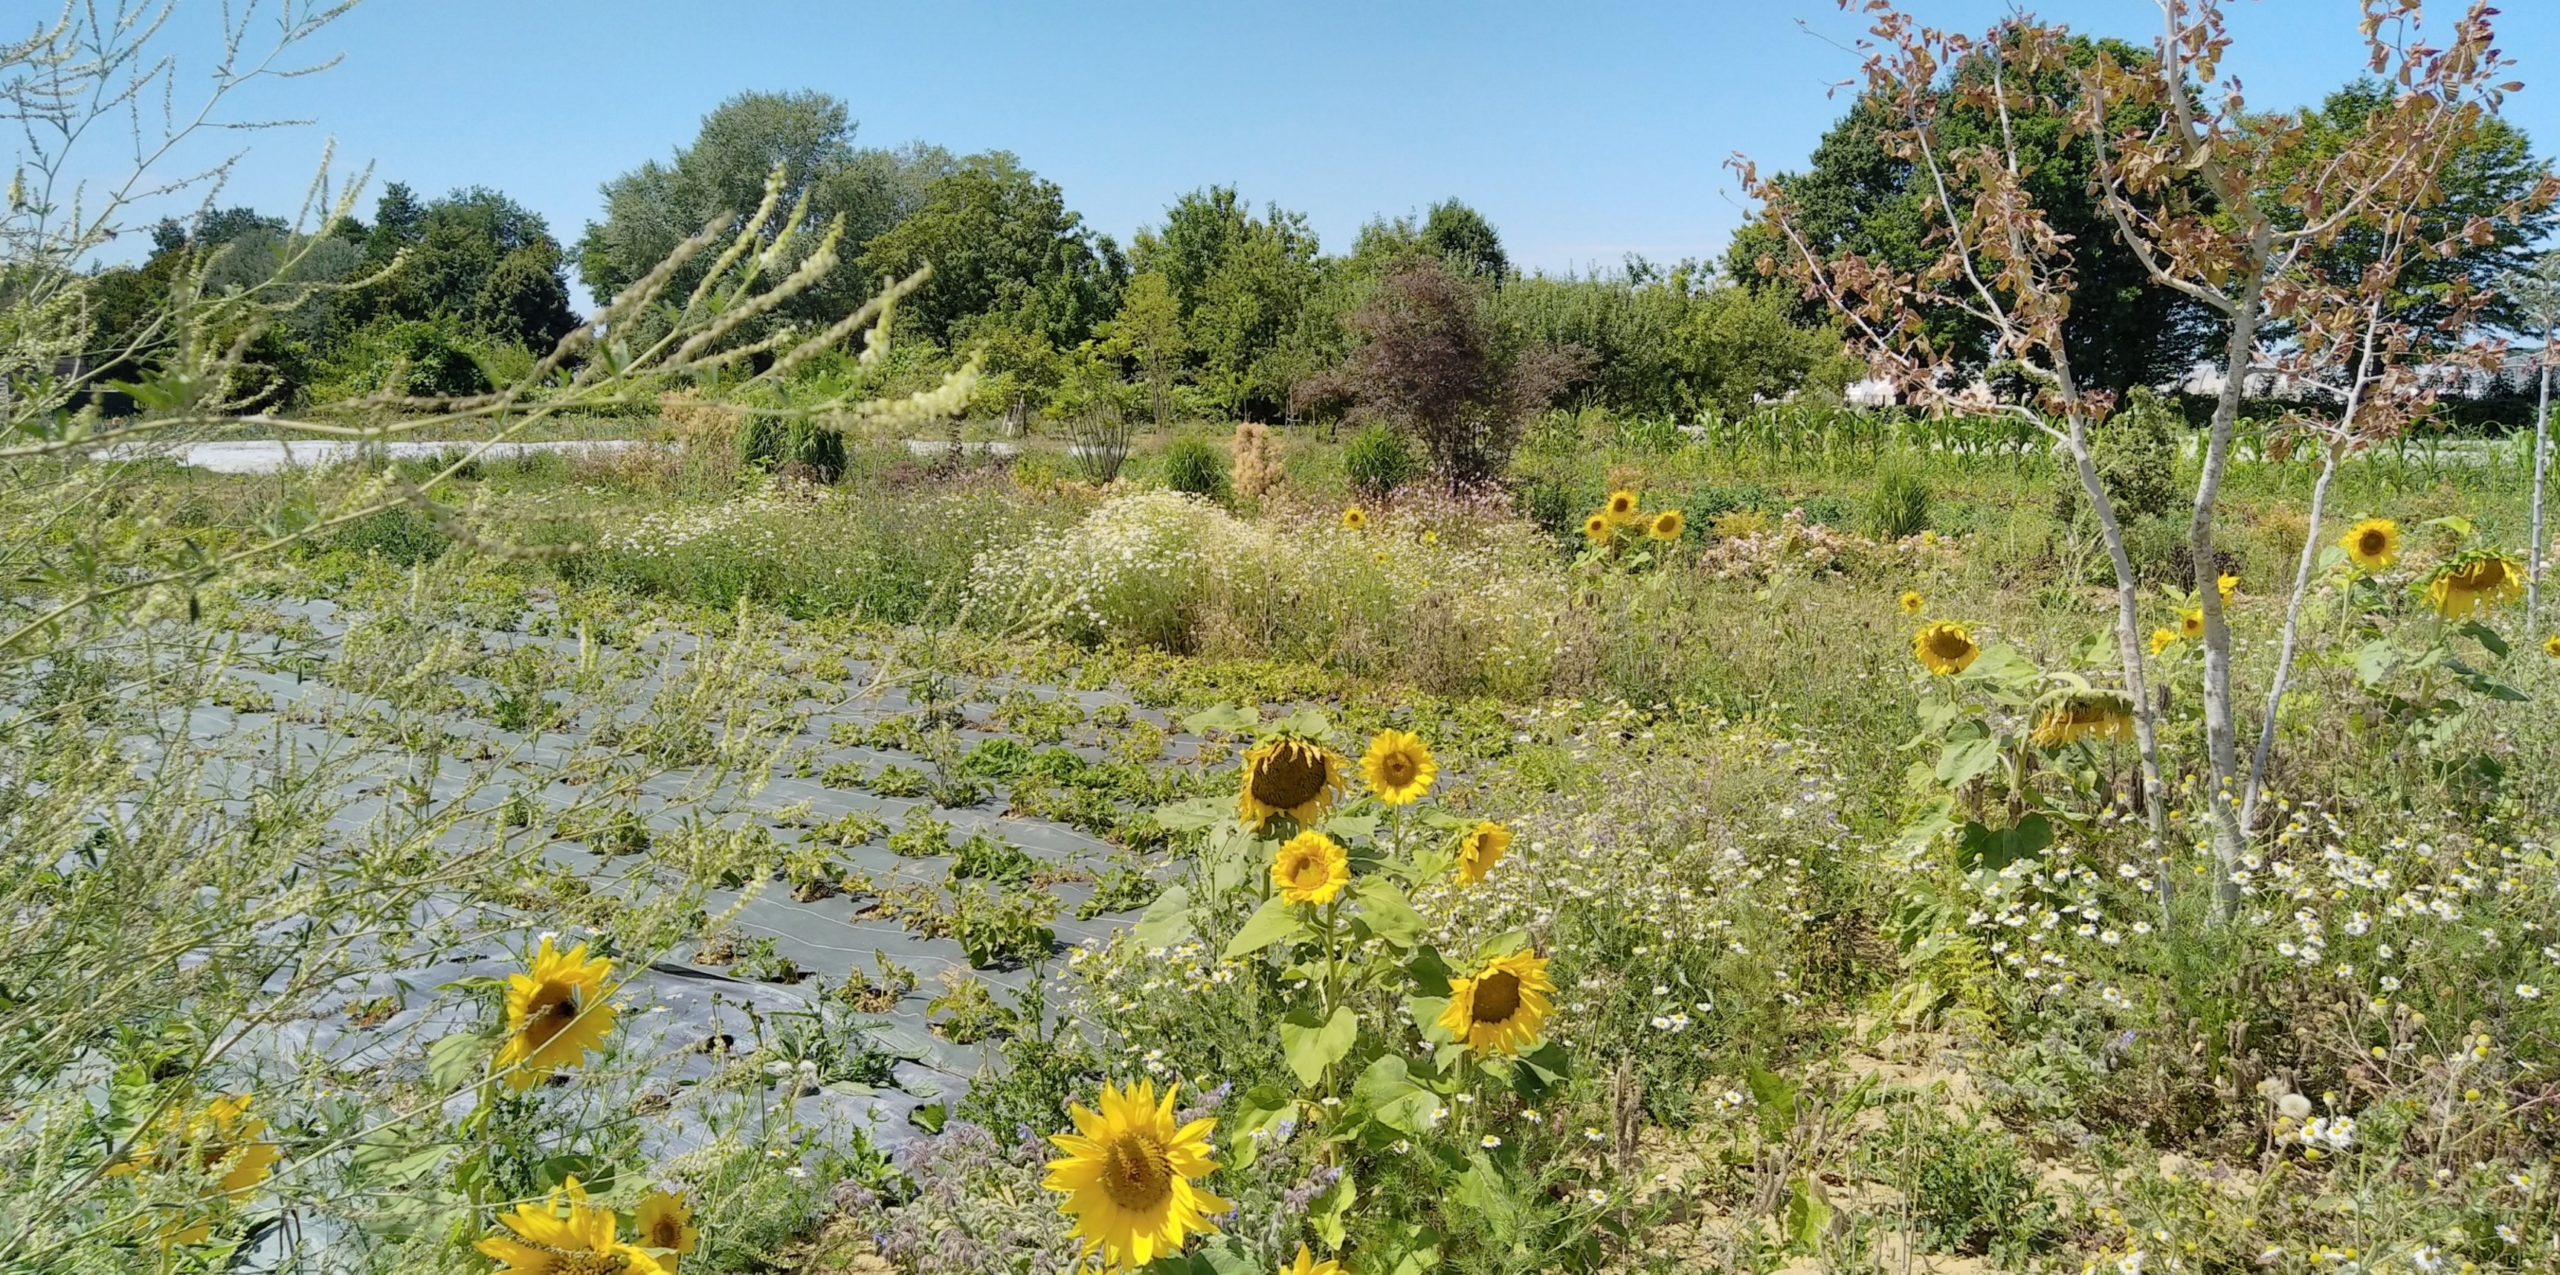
1582, 513, 1613, 546
479, 1177, 667, 1275
1281, 1245, 1346, 1275
2342, 518, 2401, 572
1439, 950, 1555, 1057
1044, 1080, 1230, 1272
2029, 690, 2136, 749
1911, 622, 1980, 676
1455, 820, 1512, 886
1604, 489, 1641, 523
2179, 607, 2205, 641
1271, 830, 1351, 906
1236, 735, 1349, 830
1647, 509, 1686, 541
2149, 627, 2180, 657
1899, 590, 1925, 617
1361, 729, 1438, 806
2218, 574, 2239, 603
110, 1094, 283, 1247
1341, 506, 1368, 531
2426, 551, 2526, 619
634, 1190, 700, 1270
493, 937, 618, 1091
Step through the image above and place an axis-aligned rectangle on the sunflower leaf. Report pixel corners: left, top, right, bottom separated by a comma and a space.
1131, 885, 1194, 950
426, 1030, 493, 1092
1151, 797, 1228, 833
1351, 878, 1424, 947
1181, 704, 1259, 735
1353, 1055, 1445, 1135
1282, 1005, 1359, 1086
1222, 896, 1307, 960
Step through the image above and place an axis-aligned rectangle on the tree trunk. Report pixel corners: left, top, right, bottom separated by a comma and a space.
2194, 254, 2269, 920
2530, 325, 2553, 637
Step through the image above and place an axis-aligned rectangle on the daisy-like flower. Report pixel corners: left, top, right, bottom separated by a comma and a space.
1454, 820, 1512, 886
494, 937, 618, 1090
1270, 830, 1351, 907
1360, 729, 1437, 806
634, 1190, 700, 1271
1341, 506, 1367, 531
1912, 622, 1980, 676
1439, 950, 1556, 1056
2149, 627, 2179, 656
1044, 1080, 1230, 1272
477, 1177, 667, 1275
1646, 509, 1685, 541
2341, 518, 2401, 572
1899, 590, 1925, 616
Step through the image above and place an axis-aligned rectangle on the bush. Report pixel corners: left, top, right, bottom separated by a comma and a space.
310, 316, 495, 402
326, 504, 448, 564
1864, 456, 1934, 539
1160, 434, 1229, 501
1894, 1112, 2053, 1260
1343, 424, 1421, 495
2057, 386, 2184, 527
1683, 483, 1771, 530
740, 416, 847, 482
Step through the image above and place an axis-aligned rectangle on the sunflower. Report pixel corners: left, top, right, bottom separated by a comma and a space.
1044, 1080, 1231, 1272
1912, 622, 1980, 676
2029, 691, 2136, 749
478, 1177, 668, 1275
2426, 551, 2526, 619
1455, 820, 1512, 887
634, 1190, 700, 1270
2218, 574, 2239, 603
1582, 513, 1612, 546
1899, 590, 1925, 617
2149, 627, 2180, 657
1604, 489, 1641, 523
1281, 1245, 1345, 1275
493, 937, 618, 1091
2547, 635, 2560, 659
1360, 729, 1438, 806
1271, 830, 1351, 906
1341, 507, 1368, 531
1439, 950, 1555, 1057
1647, 509, 1686, 541
2342, 518, 2401, 572
1236, 736, 1350, 830
2179, 607, 2205, 641
110, 1094, 283, 1247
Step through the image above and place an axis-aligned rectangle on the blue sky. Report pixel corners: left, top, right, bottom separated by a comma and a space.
74, 0, 2560, 301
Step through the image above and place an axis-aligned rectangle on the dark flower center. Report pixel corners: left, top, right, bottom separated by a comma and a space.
1101, 1132, 1173, 1211
2358, 529, 2388, 556
1250, 744, 1327, 810
1473, 971, 1522, 1024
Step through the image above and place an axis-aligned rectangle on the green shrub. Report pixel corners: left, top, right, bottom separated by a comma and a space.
1864, 456, 1934, 540
1160, 434, 1229, 501
1343, 424, 1421, 495
1894, 1113, 2053, 1260
1683, 483, 1771, 530
2058, 386, 2185, 526
327, 505, 447, 565
741, 415, 847, 482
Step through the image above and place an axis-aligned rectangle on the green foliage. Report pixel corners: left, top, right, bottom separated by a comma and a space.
2058, 387, 2186, 528
1892, 1113, 2054, 1260
1864, 455, 1933, 540
1160, 434, 1230, 500
739, 415, 848, 482
1342, 423, 1421, 495
857, 152, 1127, 348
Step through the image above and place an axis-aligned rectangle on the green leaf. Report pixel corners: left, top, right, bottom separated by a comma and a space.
1274, 707, 1333, 737
427, 1030, 493, 1092
2460, 621, 2512, 658
1152, 797, 1229, 833
1224, 1085, 1295, 1171
1351, 877, 1424, 947
1222, 895, 1308, 960
1956, 816, 2051, 873
1320, 813, 1381, 841
1282, 1005, 1359, 1086
1746, 1065, 1798, 1137
1353, 1055, 1445, 1135
2353, 639, 2401, 687
1935, 735, 2003, 789
1783, 1176, 1834, 1254
909, 1103, 948, 1135
1311, 1169, 1357, 1247
1131, 885, 1194, 951
1181, 704, 1260, 735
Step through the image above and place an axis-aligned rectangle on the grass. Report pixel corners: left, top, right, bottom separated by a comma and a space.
10, 408, 2558, 1274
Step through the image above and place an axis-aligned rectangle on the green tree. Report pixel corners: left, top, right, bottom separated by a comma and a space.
577, 91, 945, 322
376, 187, 578, 350
1134, 190, 1325, 418
1726, 33, 2214, 396
1106, 271, 1186, 426
1419, 198, 1507, 282
855, 152, 1125, 348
